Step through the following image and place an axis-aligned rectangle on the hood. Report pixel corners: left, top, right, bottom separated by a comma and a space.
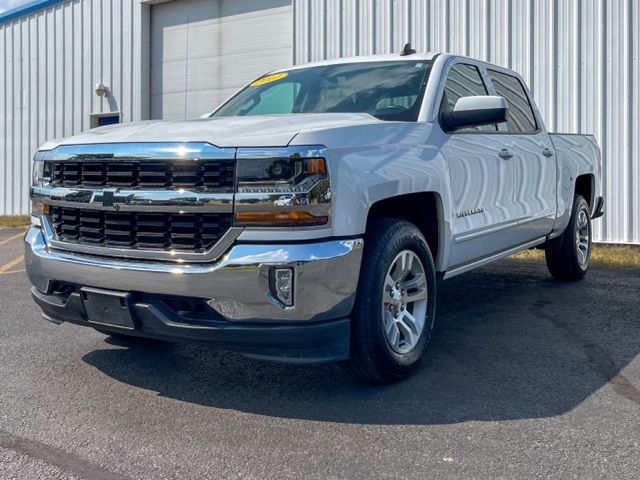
53, 113, 382, 149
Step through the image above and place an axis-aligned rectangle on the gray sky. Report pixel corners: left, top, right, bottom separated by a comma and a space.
0, 0, 33, 15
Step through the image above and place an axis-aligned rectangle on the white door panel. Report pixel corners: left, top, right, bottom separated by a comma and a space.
512, 133, 557, 238
445, 134, 519, 267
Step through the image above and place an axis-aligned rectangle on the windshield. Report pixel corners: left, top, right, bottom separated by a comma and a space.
212, 60, 432, 122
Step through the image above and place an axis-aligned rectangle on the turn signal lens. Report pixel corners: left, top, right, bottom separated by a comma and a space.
31, 201, 49, 227
235, 211, 328, 227
306, 157, 326, 176
31, 201, 49, 216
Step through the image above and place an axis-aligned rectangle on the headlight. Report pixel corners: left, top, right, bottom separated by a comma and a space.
234, 147, 331, 227
31, 154, 51, 226
32, 160, 45, 187
32, 150, 53, 186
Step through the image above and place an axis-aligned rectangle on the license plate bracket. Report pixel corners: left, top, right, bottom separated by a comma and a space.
80, 287, 135, 330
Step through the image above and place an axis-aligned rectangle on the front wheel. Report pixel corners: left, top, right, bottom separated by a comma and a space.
545, 194, 592, 281
343, 219, 437, 384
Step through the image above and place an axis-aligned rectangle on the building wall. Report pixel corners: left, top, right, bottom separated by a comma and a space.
293, 0, 640, 244
1, 0, 638, 244
0, 0, 148, 215
150, 0, 292, 120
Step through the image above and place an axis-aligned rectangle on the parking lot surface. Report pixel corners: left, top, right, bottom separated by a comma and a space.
1, 226, 639, 479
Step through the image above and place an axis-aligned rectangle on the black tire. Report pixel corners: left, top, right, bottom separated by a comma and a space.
342, 218, 437, 384
545, 194, 592, 281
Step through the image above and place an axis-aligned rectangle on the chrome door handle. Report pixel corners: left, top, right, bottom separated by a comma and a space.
542, 147, 554, 157
498, 148, 514, 160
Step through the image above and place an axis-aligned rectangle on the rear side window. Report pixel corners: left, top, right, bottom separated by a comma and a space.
441, 64, 496, 132
488, 70, 537, 133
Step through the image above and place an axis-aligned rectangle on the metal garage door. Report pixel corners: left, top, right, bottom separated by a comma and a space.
150, 0, 292, 120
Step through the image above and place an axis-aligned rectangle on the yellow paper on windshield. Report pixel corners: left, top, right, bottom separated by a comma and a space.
250, 72, 288, 87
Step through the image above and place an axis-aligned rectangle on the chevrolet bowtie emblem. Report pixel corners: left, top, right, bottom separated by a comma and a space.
93, 188, 130, 210
102, 189, 116, 207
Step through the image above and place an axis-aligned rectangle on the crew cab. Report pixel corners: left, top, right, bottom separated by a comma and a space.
26, 50, 603, 383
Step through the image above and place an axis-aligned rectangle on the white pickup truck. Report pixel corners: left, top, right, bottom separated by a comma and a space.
26, 50, 603, 383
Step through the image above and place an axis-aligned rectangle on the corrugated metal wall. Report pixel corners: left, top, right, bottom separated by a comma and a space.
1, 0, 637, 244
0, 0, 147, 216
293, 0, 639, 244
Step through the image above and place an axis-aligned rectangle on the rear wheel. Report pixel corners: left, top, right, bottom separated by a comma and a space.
343, 219, 437, 384
545, 194, 592, 280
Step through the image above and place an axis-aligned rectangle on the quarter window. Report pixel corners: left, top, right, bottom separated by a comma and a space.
488, 70, 537, 133
440, 64, 496, 132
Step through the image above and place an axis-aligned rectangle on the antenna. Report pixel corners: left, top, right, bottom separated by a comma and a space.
400, 42, 416, 56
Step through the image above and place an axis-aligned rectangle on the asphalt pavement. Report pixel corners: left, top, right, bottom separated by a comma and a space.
1, 226, 639, 479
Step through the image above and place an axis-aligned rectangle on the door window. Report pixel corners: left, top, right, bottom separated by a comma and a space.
488, 70, 537, 133
440, 64, 497, 132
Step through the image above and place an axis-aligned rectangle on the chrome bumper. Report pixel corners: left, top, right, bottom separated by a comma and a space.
25, 226, 363, 323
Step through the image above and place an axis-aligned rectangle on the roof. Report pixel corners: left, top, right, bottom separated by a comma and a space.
0, 0, 65, 25
283, 52, 440, 72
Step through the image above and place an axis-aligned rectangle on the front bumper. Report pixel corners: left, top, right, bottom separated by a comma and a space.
25, 227, 363, 363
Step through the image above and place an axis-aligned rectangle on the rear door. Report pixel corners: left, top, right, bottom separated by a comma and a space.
486, 69, 557, 240
438, 61, 521, 268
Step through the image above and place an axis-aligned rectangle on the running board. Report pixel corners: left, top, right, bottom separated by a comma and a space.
443, 237, 547, 280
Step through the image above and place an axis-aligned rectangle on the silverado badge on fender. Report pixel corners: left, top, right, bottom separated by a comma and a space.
456, 207, 485, 218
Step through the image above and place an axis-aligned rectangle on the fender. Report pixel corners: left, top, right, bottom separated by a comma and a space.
293, 122, 453, 270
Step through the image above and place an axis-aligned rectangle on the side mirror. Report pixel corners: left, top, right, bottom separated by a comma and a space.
442, 96, 508, 131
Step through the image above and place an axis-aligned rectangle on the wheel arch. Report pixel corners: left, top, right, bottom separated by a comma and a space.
365, 191, 447, 271
574, 173, 595, 209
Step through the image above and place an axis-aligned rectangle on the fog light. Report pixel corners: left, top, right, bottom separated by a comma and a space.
271, 267, 294, 307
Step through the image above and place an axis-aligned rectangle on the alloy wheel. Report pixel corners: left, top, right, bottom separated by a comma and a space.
575, 208, 591, 268
382, 250, 429, 354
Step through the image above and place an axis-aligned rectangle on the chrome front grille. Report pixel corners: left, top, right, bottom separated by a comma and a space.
33, 143, 241, 261
49, 160, 235, 190
49, 206, 233, 252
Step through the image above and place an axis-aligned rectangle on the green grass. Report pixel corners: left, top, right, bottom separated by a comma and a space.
513, 243, 640, 268
0, 216, 29, 228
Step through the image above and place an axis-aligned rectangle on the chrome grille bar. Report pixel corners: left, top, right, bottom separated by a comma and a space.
50, 206, 233, 252
50, 159, 235, 190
